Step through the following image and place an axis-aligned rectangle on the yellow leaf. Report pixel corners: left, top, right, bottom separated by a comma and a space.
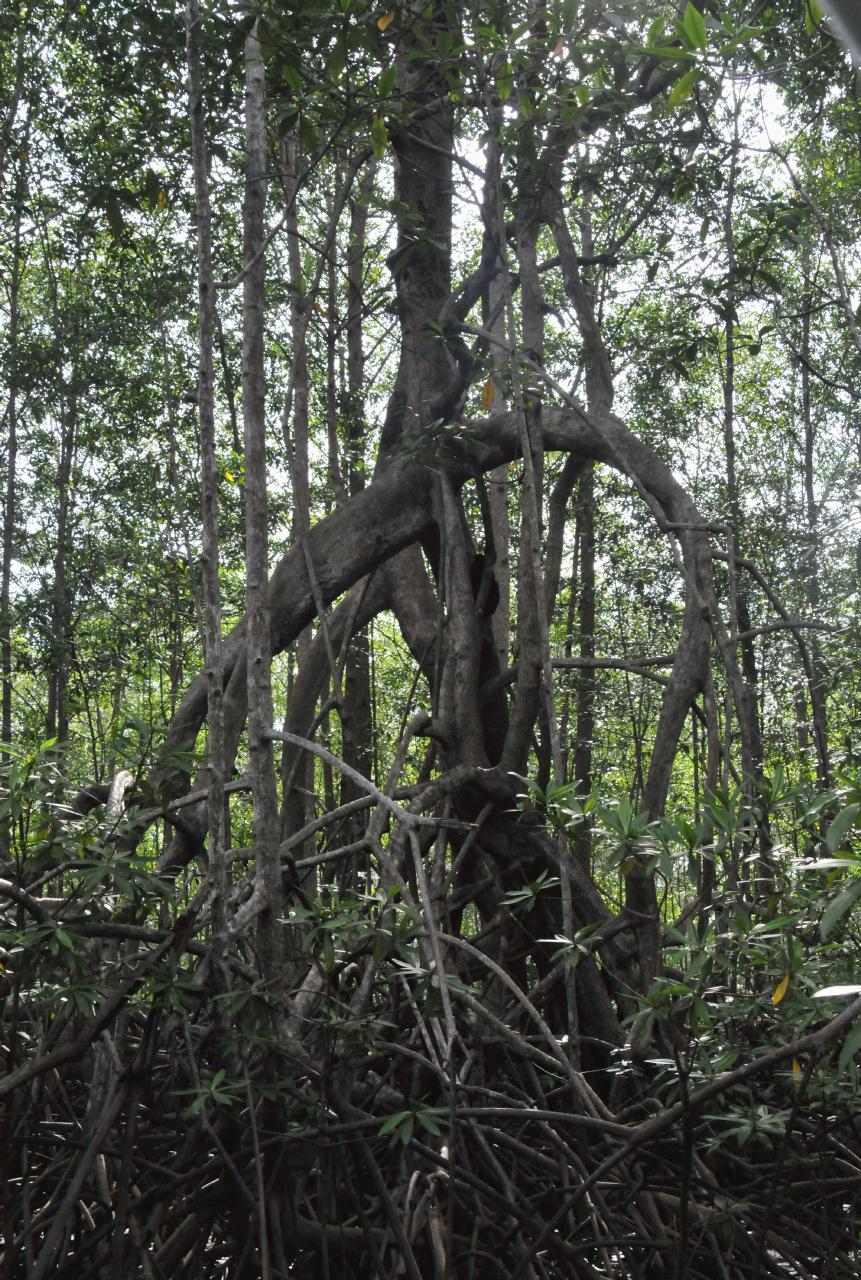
157, 190, 167, 209
481, 376, 496, 411
620, 856, 637, 877
792, 1056, 803, 1086
771, 974, 790, 1006
224, 470, 235, 484
553, 37, 566, 57
377, 11, 395, 29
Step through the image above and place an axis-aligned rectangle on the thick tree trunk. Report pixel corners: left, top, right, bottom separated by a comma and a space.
378, 3, 455, 456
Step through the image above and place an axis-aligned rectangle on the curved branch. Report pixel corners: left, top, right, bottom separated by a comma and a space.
159, 404, 716, 833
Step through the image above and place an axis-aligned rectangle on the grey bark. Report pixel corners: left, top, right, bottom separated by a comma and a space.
186, 0, 228, 964
572, 463, 596, 874
161, 405, 715, 813
378, 3, 455, 456
800, 241, 830, 788
241, 25, 280, 974
340, 157, 377, 818
1, 155, 24, 761
280, 135, 315, 867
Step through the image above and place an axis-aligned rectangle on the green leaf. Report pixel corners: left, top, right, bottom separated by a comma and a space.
379, 1110, 411, 1136
682, 3, 707, 50
751, 914, 800, 933
838, 1022, 861, 1072
826, 803, 859, 853
300, 120, 320, 154
646, 16, 666, 47
497, 60, 513, 102
416, 1110, 443, 1136
805, 0, 823, 37
328, 36, 346, 81
379, 1109, 415, 1145
667, 66, 699, 109
821, 878, 861, 941
371, 113, 388, 158
378, 64, 396, 97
